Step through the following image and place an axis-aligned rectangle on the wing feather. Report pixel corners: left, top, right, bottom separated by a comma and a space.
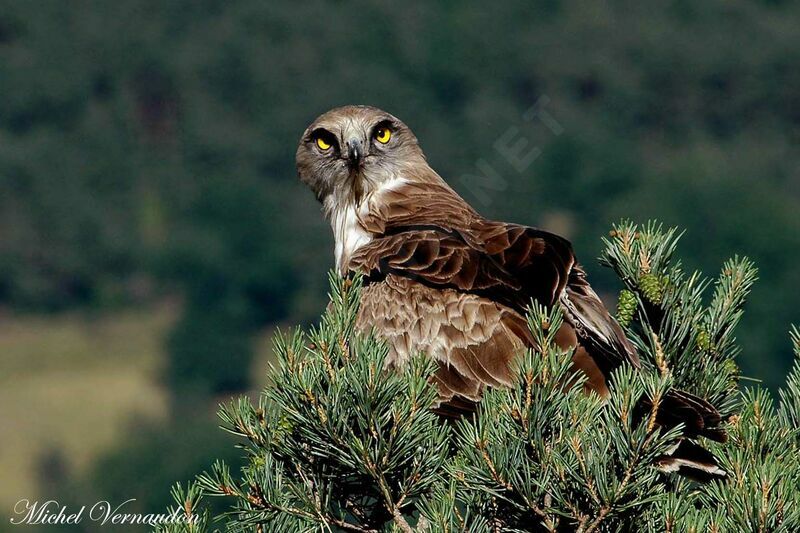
352, 221, 639, 387
560, 265, 640, 372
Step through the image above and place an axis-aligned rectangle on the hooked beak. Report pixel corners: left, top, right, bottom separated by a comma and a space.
345, 137, 363, 168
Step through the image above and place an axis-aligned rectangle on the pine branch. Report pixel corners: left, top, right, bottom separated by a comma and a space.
601, 220, 757, 416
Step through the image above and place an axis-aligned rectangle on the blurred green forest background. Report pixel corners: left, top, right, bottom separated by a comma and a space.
1, 0, 799, 527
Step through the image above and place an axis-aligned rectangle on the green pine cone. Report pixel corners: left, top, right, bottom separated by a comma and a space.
272, 415, 294, 444
695, 326, 712, 351
722, 358, 740, 388
616, 289, 637, 327
639, 272, 664, 304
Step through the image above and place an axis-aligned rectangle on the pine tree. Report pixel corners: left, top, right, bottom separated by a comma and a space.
157, 222, 800, 532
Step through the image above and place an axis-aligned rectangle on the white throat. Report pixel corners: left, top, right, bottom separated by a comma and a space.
330, 202, 371, 274
327, 176, 409, 274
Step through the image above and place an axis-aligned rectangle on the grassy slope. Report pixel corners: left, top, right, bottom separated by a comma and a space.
0, 304, 280, 512
0, 306, 173, 509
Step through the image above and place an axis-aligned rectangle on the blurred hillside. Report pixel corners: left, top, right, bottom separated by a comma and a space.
1, 0, 799, 522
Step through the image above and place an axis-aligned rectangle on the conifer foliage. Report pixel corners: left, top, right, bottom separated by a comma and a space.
158, 222, 800, 532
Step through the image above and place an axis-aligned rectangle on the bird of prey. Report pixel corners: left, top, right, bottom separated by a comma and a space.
296, 105, 725, 478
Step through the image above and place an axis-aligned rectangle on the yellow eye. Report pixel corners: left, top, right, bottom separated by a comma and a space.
375, 127, 391, 144
316, 136, 332, 150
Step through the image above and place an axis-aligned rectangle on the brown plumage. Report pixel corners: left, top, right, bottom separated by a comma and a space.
296, 105, 725, 479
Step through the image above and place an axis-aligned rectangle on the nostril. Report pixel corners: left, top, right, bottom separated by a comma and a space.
346, 138, 362, 163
